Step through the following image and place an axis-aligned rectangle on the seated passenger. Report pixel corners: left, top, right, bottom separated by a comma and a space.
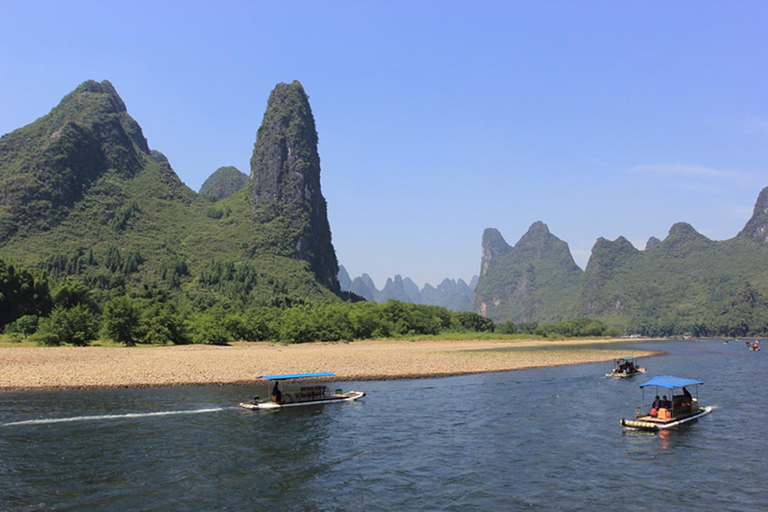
651, 395, 661, 417
661, 395, 671, 409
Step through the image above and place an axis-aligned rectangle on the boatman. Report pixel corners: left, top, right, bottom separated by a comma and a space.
682, 387, 692, 412
271, 381, 282, 403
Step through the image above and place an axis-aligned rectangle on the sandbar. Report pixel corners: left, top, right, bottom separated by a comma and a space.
0, 338, 659, 391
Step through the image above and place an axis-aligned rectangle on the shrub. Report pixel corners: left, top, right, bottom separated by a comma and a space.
188, 308, 231, 345
103, 297, 141, 346
34, 305, 98, 346
6, 315, 40, 337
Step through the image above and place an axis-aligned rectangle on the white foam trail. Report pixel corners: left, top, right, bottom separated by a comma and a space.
2, 407, 229, 427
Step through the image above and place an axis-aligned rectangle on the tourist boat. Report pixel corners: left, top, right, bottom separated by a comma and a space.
239, 372, 365, 410
620, 375, 712, 430
605, 356, 645, 378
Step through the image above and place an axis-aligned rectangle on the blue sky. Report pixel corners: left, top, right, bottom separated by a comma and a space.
2, 1, 766, 288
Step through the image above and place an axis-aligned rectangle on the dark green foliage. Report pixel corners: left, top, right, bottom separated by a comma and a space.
0, 259, 52, 328
214, 300, 504, 344
104, 245, 123, 272
103, 296, 142, 346
140, 301, 188, 345
188, 307, 231, 345
109, 201, 140, 231
122, 250, 143, 274
224, 307, 280, 341
205, 206, 224, 219
5, 314, 40, 337
41, 247, 99, 278
534, 318, 619, 338
53, 281, 96, 311
456, 312, 495, 332
158, 254, 190, 289
34, 305, 99, 346
104, 295, 189, 346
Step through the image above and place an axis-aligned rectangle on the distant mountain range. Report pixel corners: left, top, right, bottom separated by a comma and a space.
474, 187, 768, 335
338, 265, 477, 312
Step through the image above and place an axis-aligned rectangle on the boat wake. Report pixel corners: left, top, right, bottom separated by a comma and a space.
2, 407, 232, 427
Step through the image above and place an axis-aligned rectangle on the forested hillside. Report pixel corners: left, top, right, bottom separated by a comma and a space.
475, 187, 768, 336
0, 80, 336, 311
0, 80, 504, 345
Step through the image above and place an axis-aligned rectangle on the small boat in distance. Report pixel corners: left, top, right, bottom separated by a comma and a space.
239, 372, 365, 410
606, 356, 645, 378
620, 375, 712, 431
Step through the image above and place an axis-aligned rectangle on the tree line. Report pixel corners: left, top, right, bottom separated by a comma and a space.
5, 257, 762, 346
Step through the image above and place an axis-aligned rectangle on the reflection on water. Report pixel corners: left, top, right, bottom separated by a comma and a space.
1, 339, 766, 511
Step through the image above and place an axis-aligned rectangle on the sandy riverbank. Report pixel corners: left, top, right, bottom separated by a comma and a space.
0, 338, 660, 391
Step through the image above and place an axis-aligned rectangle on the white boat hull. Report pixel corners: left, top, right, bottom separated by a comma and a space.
239, 391, 365, 410
621, 406, 712, 430
606, 368, 646, 378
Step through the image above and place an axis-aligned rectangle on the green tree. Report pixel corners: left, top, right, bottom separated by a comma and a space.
140, 300, 189, 345
35, 305, 98, 346
236, 307, 280, 341
0, 259, 53, 328
498, 321, 517, 334
455, 312, 495, 332
278, 306, 321, 343
53, 281, 95, 310
5, 314, 40, 338
103, 296, 141, 346
188, 307, 230, 344
348, 302, 386, 339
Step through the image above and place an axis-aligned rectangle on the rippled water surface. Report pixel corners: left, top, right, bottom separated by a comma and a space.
2, 339, 766, 511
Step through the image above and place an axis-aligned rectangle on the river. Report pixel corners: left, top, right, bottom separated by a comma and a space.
1, 339, 766, 511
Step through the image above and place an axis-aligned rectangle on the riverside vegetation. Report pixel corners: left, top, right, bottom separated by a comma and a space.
2, 255, 626, 346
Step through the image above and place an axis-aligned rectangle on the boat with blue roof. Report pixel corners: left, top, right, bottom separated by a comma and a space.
620, 375, 712, 430
239, 372, 365, 410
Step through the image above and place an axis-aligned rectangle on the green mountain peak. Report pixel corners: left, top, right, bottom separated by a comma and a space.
474, 222, 582, 323
248, 81, 339, 291
0, 79, 342, 312
0, 79, 151, 241
199, 166, 248, 201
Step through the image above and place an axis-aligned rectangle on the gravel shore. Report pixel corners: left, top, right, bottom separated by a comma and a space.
0, 338, 657, 391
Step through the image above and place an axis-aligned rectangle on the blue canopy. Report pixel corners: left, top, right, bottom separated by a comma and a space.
258, 372, 335, 380
639, 375, 703, 389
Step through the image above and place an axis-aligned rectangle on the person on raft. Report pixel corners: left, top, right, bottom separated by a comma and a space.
271, 381, 282, 403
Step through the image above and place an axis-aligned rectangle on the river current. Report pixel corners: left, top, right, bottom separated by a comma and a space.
1, 339, 766, 511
